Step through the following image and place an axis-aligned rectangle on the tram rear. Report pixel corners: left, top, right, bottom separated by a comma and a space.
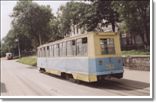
89, 32, 123, 81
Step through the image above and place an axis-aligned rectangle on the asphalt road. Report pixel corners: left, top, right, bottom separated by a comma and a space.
0, 58, 150, 96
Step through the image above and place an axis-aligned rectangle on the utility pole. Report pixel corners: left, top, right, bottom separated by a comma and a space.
15, 38, 21, 58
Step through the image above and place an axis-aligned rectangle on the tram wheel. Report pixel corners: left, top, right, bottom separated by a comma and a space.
39, 68, 46, 73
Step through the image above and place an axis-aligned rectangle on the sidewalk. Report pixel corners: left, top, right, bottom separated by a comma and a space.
123, 68, 150, 83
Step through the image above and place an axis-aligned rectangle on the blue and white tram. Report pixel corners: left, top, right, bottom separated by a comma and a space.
37, 32, 123, 82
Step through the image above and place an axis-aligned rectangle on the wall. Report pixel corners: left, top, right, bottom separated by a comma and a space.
123, 56, 150, 71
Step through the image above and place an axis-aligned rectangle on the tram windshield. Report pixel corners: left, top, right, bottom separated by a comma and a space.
100, 38, 115, 55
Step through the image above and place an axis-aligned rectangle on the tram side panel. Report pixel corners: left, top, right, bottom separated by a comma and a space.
37, 57, 47, 70
37, 57, 89, 76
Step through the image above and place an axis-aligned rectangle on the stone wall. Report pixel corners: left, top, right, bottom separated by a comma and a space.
123, 55, 150, 71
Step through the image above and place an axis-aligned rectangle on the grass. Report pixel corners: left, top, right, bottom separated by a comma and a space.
17, 56, 37, 66
122, 50, 150, 56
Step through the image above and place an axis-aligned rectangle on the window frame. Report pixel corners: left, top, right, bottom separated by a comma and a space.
99, 38, 116, 55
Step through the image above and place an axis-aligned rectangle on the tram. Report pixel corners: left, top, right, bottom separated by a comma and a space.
37, 32, 123, 82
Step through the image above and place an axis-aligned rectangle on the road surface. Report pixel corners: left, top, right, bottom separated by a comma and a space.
0, 58, 150, 96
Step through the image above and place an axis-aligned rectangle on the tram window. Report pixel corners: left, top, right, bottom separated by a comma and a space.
66, 40, 77, 56
41, 48, 43, 57
82, 37, 87, 56
76, 37, 87, 56
63, 42, 66, 56
51, 45, 54, 57
49, 46, 52, 57
59, 43, 63, 56
72, 40, 76, 56
43, 47, 46, 57
67, 41, 72, 56
57, 44, 60, 56
100, 38, 115, 55
43, 47, 45, 57
54, 44, 59, 57
72, 40, 75, 45
47, 46, 49, 57
52, 45, 54, 57
45, 47, 47, 57
54, 45, 57, 57
76, 39, 82, 56
44, 47, 46, 57
82, 37, 87, 43
49, 46, 51, 57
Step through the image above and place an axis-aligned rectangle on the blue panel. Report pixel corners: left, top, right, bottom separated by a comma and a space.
88, 57, 123, 75
38, 57, 89, 74
38, 57, 123, 76
88, 58, 97, 74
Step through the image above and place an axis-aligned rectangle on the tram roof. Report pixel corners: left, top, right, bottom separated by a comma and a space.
38, 32, 117, 48
38, 33, 88, 48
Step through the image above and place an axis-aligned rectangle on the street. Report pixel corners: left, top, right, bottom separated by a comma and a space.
0, 58, 150, 96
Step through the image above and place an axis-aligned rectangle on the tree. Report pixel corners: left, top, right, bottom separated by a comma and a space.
113, 1, 150, 49
11, 1, 53, 47
83, 0, 120, 32
48, 17, 64, 42
57, 2, 92, 35
1, 1, 55, 56
1, 28, 33, 56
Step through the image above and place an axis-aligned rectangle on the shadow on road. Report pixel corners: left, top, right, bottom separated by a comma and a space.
79, 79, 150, 91
44, 73, 149, 91
0, 82, 7, 93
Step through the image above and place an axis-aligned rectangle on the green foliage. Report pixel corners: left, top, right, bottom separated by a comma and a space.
1, 28, 33, 56
85, 0, 120, 32
2, 1, 55, 56
48, 18, 64, 42
11, 1, 53, 46
1, 29, 18, 54
113, 1, 150, 49
17, 56, 37, 66
122, 50, 150, 56
57, 2, 91, 35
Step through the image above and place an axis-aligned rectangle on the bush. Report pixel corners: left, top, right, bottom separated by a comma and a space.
17, 56, 37, 66
122, 50, 150, 56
